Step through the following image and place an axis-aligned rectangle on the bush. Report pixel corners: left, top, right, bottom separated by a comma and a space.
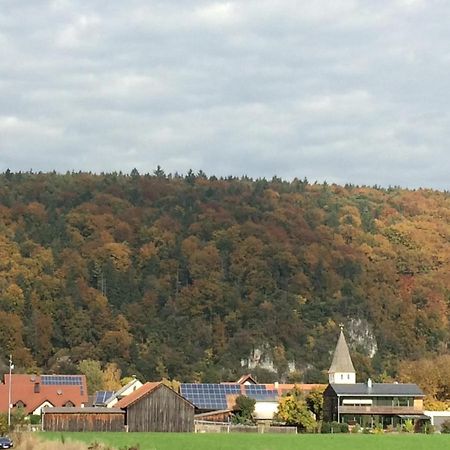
373, 423, 384, 434
29, 414, 41, 425
321, 421, 348, 433
441, 419, 450, 433
403, 419, 414, 433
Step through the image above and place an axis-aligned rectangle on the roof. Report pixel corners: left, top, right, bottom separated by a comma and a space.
328, 330, 355, 374
180, 382, 326, 411
115, 382, 162, 409
0, 374, 88, 414
117, 382, 195, 410
236, 374, 258, 385
329, 382, 424, 397
42, 407, 124, 414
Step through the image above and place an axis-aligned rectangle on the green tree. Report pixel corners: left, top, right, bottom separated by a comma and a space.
78, 359, 104, 394
232, 395, 256, 425
305, 387, 325, 421
275, 388, 317, 432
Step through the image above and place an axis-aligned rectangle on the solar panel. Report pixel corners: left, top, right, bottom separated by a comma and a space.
180, 383, 242, 410
41, 375, 83, 386
245, 385, 279, 400
94, 391, 115, 405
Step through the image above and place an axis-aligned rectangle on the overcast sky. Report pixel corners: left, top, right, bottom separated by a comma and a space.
1, 0, 449, 189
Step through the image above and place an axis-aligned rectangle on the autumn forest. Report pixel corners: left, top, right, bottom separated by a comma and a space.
0, 170, 449, 402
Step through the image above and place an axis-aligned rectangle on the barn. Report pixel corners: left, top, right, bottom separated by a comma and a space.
116, 382, 195, 432
42, 407, 125, 432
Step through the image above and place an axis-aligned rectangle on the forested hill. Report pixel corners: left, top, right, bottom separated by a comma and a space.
0, 171, 449, 383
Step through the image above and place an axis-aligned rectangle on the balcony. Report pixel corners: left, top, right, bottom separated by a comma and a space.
339, 405, 421, 415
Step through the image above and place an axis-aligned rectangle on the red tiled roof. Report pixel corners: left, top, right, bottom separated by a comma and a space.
0, 374, 88, 414
115, 382, 161, 409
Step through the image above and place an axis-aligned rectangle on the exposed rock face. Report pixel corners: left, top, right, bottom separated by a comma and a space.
347, 318, 378, 358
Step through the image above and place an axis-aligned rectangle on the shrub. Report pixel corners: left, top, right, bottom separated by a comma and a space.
373, 423, 384, 434
321, 421, 346, 433
29, 415, 41, 425
403, 419, 414, 433
441, 419, 450, 433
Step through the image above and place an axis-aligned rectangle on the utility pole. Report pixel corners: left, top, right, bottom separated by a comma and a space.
8, 354, 14, 429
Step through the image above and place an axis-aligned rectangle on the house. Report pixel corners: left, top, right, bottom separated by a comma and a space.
42, 407, 125, 432
0, 374, 88, 415
323, 328, 428, 429
179, 377, 325, 422
116, 382, 195, 432
93, 377, 143, 408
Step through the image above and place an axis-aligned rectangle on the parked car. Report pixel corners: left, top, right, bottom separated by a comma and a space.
0, 437, 13, 448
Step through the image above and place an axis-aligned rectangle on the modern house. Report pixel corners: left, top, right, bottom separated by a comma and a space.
323, 328, 428, 429
0, 374, 88, 415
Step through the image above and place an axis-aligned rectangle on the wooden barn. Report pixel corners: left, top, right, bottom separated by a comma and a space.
42, 407, 125, 432
116, 382, 195, 432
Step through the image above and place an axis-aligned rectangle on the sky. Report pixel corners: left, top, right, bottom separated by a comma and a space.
1, 0, 449, 190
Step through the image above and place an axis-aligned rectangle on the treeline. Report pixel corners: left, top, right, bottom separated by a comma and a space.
0, 170, 449, 388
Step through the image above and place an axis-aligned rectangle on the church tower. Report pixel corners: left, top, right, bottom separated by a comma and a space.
328, 326, 356, 384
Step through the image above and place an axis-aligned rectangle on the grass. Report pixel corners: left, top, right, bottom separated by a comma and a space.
39, 432, 450, 450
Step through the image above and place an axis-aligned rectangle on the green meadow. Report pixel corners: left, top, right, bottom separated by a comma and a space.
40, 432, 450, 450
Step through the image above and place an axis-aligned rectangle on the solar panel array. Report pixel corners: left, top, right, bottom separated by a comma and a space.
41, 375, 83, 386
180, 383, 279, 410
245, 385, 278, 401
94, 391, 115, 405
180, 383, 241, 410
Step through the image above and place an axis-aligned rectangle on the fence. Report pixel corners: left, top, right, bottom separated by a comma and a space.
194, 420, 297, 434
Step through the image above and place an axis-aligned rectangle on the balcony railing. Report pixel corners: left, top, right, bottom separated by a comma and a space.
339, 405, 421, 415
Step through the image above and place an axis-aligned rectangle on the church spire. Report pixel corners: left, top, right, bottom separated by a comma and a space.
328, 326, 356, 384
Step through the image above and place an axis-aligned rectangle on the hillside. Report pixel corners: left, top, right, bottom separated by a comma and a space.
0, 170, 449, 384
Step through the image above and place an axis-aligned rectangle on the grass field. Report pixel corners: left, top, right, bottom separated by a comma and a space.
40, 432, 450, 450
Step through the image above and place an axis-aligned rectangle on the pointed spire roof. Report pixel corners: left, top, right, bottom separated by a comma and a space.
328, 328, 355, 374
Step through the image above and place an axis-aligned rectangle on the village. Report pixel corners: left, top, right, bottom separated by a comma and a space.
1, 329, 448, 435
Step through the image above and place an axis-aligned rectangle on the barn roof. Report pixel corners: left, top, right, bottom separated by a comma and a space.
42, 407, 124, 414
115, 382, 162, 409
116, 382, 195, 410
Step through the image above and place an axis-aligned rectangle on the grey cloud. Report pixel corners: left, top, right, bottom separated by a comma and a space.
1, 0, 450, 189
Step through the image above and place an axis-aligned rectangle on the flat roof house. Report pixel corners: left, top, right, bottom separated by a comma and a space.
323, 328, 428, 429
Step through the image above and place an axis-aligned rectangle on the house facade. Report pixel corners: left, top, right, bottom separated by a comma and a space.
0, 374, 88, 415
323, 328, 427, 429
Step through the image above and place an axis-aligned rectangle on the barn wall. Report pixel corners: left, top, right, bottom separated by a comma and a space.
43, 413, 125, 432
127, 386, 194, 432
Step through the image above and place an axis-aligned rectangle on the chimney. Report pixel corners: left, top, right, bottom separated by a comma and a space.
34, 382, 40, 393
274, 381, 279, 389
367, 378, 372, 389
